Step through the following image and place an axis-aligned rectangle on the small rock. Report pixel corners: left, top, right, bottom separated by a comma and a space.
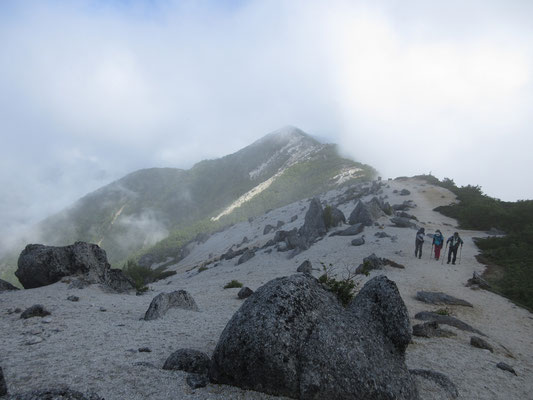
99, 307, 107, 312
290, 215, 298, 222
412, 321, 456, 338
41, 317, 53, 324
410, 369, 458, 399
470, 336, 493, 352
237, 250, 255, 265
466, 272, 491, 290
0, 366, 7, 396
351, 236, 365, 246
415, 312, 485, 336
67, 295, 80, 302
25, 336, 44, 345
144, 290, 199, 321
20, 305, 51, 319
416, 292, 473, 307
134, 361, 158, 368
297, 260, 313, 274
0, 278, 19, 292
237, 287, 254, 299
374, 231, 390, 238
138, 347, 152, 353
163, 349, 211, 374
496, 362, 517, 375
263, 224, 275, 235
399, 189, 411, 196
186, 373, 209, 389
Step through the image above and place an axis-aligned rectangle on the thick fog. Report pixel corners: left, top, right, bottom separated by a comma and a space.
1, 0, 532, 253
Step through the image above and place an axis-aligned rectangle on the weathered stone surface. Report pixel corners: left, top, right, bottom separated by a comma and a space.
0, 366, 7, 396
6, 387, 103, 399
20, 305, 50, 319
263, 225, 275, 235
329, 206, 346, 227
470, 336, 493, 352
466, 272, 491, 290
67, 295, 80, 302
297, 260, 313, 274
237, 250, 255, 265
496, 362, 517, 375
163, 349, 211, 374
416, 292, 473, 307
209, 274, 418, 399
375, 231, 391, 238
412, 321, 456, 338
400, 189, 411, 196
290, 215, 298, 222
392, 201, 415, 211
144, 290, 199, 321
414, 312, 485, 336
330, 224, 364, 237
237, 287, 253, 299
16, 242, 134, 292
351, 236, 365, 246
395, 211, 418, 220
186, 373, 209, 389
348, 201, 374, 226
0, 279, 19, 292
410, 369, 458, 399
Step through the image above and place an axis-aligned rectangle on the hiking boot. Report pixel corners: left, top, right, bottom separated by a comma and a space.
452, 262, 456, 265
447, 261, 450, 264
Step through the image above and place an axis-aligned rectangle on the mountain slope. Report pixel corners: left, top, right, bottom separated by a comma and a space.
7, 127, 375, 270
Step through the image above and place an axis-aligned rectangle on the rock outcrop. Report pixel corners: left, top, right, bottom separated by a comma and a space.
20, 305, 51, 319
237, 287, 254, 299
415, 311, 485, 336
391, 217, 418, 228
416, 292, 473, 307
296, 260, 313, 274
163, 349, 211, 374
298, 198, 327, 246
329, 224, 364, 237
16, 242, 134, 292
144, 290, 199, 321
348, 201, 374, 226
209, 274, 418, 399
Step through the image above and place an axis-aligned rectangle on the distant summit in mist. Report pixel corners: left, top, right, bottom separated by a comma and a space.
1, 127, 375, 274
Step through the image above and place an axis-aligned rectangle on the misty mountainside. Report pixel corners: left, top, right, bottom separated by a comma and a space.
14, 127, 375, 269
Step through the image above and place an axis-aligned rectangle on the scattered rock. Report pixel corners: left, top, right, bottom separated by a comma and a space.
163, 349, 211, 374
144, 290, 199, 321
16, 242, 134, 292
414, 312, 485, 336
0, 279, 19, 292
67, 295, 80, 302
351, 236, 365, 246
391, 217, 418, 228
496, 362, 517, 375
237, 250, 255, 265
348, 201, 374, 226
395, 211, 418, 220
138, 347, 152, 353
410, 369, 458, 399
329, 224, 364, 237
355, 253, 384, 274
381, 258, 405, 269
276, 220, 285, 229
263, 225, 275, 235
99, 307, 107, 312
237, 287, 254, 299
20, 305, 51, 319
470, 336, 493, 352
466, 272, 491, 290
41, 317, 52, 324
416, 292, 473, 307
374, 231, 390, 238
133, 361, 157, 369
400, 189, 411, 196
68, 278, 91, 290
412, 321, 456, 338
297, 260, 313, 274
186, 373, 209, 389
25, 336, 44, 346
209, 274, 417, 399
0, 366, 7, 397
290, 215, 298, 222
392, 201, 415, 211
328, 206, 346, 227
298, 198, 327, 245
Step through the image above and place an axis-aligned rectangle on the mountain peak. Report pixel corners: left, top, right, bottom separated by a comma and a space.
253, 125, 318, 148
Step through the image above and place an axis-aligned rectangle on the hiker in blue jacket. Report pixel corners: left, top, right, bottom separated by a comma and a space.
415, 228, 425, 259
446, 232, 464, 265
432, 229, 444, 260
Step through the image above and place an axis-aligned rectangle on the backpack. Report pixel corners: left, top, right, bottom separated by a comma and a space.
434, 235, 443, 246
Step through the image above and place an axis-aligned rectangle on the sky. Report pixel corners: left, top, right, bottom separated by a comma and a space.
1, 0, 532, 251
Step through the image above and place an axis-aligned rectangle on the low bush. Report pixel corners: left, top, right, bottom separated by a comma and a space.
318, 262, 360, 307
122, 260, 177, 292
224, 280, 243, 289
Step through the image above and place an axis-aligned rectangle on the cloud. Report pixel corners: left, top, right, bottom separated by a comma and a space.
0, 0, 532, 249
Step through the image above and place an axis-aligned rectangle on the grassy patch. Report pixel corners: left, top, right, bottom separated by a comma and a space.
318, 262, 361, 307
224, 280, 243, 289
122, 260, 176, 292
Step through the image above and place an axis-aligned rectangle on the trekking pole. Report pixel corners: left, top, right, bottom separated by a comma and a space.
441, 243, 448, 265
459, 245, 462, 264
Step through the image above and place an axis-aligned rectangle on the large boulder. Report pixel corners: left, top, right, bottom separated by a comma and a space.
15, 242, 134, 292
144, 290, 199, 321
0, 279, 19, 292
348, 201, 374, 226
163, 349, 211, 374
328, 206, 346, 227
298, 198, 327, 245
209, 274, 418, 399
390, 217, 418, 229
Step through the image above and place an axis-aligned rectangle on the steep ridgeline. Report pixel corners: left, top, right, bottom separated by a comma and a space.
27, 127, 376, 265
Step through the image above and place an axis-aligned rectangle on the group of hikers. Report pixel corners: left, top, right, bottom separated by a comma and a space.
415, 228, 464, 264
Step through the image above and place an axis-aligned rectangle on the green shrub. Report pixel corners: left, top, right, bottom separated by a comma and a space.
318, 262, 358, 307
122, 260, 177, 291
435, 308, 451, 316
224, 280, 243, 289
323, 205, 333, 229
198, 266, 208, 273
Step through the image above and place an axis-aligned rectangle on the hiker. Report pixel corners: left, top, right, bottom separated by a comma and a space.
432, 229, 444, 260
446, 232, 464, 265
415, 228, 425, 259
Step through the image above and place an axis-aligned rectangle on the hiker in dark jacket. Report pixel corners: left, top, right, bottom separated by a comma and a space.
432, 229, 444, 260
415, 228, 425, 259
446, 232, 464, 264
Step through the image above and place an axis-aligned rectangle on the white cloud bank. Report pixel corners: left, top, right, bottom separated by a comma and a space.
0, 0, 532, 250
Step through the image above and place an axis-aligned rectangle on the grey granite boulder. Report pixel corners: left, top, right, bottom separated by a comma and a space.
470, 336, 493, 352
496, 362, 517, 375
416, 292, 473, 307
186, 373, 209, 389
297, 260, 313, 274
0, 279, 19, 292
263, 224, 275, 235
466, 272, 491, 290
237, 250, 255, 265
414, 312, 485, 336
348, 201, 374, 226
163, 349, 211, 374
329, 206, 346, 227
351, 236, 365, 246
209, 274, 418, 399
412, 321, 456, 338
20, 305, 51, 319
16, 242, 134, 292
144, 290, 199, 321
410, 369, 458, 399
0, 366, 6, 396
391, 217, 418, 228
298, 198, 327, 245
355, 253, 384, 274
330, 224, 364, 237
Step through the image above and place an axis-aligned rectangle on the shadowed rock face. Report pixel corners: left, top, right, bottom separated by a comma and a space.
144, 290, 199, 321
298, 198, 327, 246
15, 242, 134, 292
209, 274, 418, 400
0, 279, 18, 292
